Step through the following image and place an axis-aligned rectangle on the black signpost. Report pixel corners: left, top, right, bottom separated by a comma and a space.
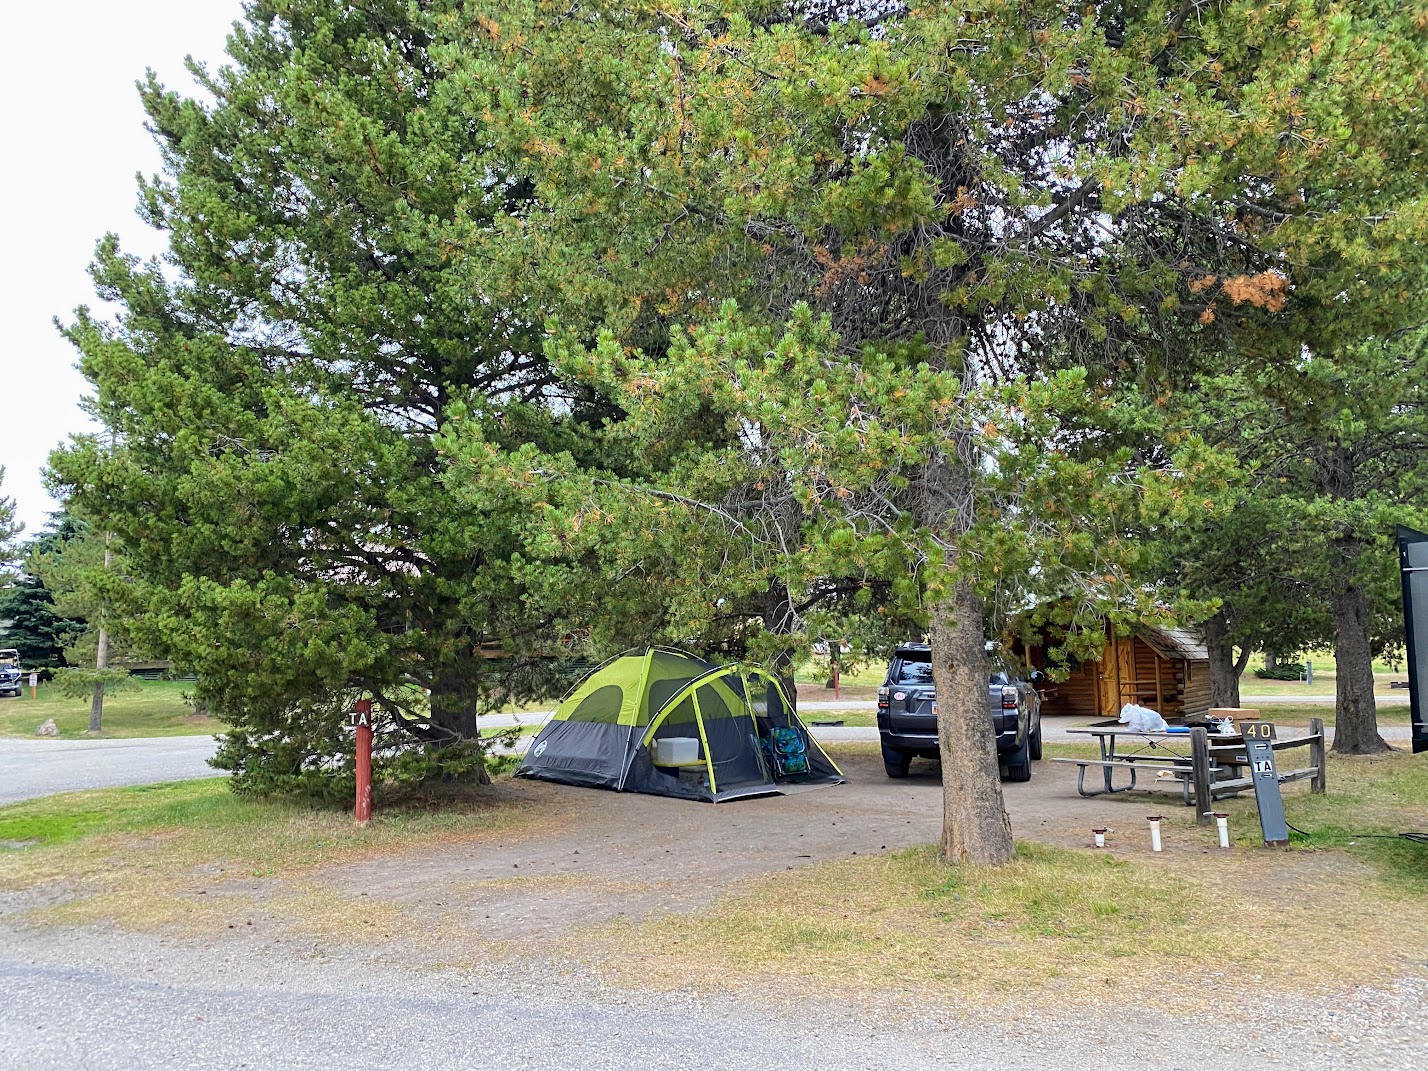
1398, 526, 1428, 755
1238, 721, 1290, 847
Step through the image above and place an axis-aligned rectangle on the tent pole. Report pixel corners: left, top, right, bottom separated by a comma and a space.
615, 648, 656, 792
690, 688, 719, 796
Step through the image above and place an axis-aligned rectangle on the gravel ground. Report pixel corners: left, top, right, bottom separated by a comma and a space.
2, 740, 1425, 1068
0, 920, 1423, 1070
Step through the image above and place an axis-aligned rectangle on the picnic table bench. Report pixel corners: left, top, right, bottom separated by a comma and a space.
1052, 716, 1327, 824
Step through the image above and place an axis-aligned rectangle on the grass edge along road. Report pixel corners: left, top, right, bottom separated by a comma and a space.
0, 681, 218, 739
2, 746, 1424, 1005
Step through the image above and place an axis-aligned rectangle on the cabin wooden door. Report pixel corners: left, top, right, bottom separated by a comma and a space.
1096, 636, 1138, 717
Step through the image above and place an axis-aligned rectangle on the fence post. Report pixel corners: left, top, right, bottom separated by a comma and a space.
1309, 715, 1327, 794
1191, 727, 1213, 825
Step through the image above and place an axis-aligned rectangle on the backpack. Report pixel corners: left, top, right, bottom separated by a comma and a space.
765, 725, 809, 776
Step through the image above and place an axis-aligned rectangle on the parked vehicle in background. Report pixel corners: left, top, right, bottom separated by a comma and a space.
876, 643, 1042, 781
0, 649, 22, 698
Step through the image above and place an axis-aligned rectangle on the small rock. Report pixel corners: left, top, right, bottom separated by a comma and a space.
34, 719, 58, 737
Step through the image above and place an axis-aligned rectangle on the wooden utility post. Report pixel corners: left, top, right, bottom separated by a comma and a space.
1308, 716, 1327, 794
352, 699, 374, 826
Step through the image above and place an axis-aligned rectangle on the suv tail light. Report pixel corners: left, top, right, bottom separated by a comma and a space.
1001, 686, 1018, 710
877, 686, 890, 710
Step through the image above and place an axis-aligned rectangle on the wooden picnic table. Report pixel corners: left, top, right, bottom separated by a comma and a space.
1053, 718, 1327, 823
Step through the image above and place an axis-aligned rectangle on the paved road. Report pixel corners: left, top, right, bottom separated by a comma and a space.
0, 736, 225, 806
0, 949, 965, 1071
2, 925, 1420, 1071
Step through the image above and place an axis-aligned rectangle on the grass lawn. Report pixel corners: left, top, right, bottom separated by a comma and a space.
1040, 742, 1427, 887
795, 656, 886, 689
1239, 672, 1408, 698
0, 680, 219, 739
1257, 648, 1407, 677
1238, 703, 1411, 726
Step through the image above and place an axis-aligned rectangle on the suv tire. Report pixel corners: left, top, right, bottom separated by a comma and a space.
882, 744, 912, 779
1028, 718, 1043, 761
1002, 735, 1033, 782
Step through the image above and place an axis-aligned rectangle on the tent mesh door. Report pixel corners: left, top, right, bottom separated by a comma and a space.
693, 678, 768, 791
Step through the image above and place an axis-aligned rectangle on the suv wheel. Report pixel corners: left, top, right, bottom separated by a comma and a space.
882, 743, 912, 779
1002, 735, 1032, 783
1028, 718, 1043, 761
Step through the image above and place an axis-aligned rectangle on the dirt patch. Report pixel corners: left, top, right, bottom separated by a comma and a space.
326, 750, 1291, 938
329, 751, 940, 933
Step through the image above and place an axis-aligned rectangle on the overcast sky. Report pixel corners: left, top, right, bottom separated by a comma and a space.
0, 1, 244, 537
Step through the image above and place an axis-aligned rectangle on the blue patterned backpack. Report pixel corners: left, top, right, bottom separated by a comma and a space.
765, 725, 809, 776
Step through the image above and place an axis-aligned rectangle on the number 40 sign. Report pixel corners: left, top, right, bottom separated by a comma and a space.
1237, 721, 1289, 847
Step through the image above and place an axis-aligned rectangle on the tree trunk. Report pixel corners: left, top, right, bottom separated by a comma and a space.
761, 577, 800, 700
87, 626, 108, 733
1330, 551, 1389, 754
922, 437, 1015, 866
429, 662, 492, 784
87, 676, 105, 733
87, 536, 114, 734
929, 576, 1015, 866
1234, 647, 1253, 684
1263, 651, 1279, 673
1202, 610, 1242, 709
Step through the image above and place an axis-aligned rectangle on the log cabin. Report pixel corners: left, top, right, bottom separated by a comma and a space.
1020, 625, 1212, 721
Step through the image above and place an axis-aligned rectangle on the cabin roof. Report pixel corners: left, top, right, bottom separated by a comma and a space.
1133, 625, 1208, 662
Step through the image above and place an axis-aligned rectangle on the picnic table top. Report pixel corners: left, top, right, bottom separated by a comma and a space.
1065, 722, 1244, 741
1067, 722, 1322, 748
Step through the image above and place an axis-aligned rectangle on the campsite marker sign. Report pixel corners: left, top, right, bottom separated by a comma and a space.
349, 700, 374, 827
1238, 721, 1289, 847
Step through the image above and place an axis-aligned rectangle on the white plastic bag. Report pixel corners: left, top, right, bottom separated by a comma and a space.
1118, 703, 1168, 732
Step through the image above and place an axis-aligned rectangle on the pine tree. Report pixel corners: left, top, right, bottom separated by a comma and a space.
49, 1, 647, 790
449, 0, 1428, 862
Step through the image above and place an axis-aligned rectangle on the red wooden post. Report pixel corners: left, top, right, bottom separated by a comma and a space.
832, 653, 840, 700
353, 699, 373, 827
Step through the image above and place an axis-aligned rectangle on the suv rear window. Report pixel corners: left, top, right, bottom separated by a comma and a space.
893, 651, 1013, 685
892, 655, 935, 685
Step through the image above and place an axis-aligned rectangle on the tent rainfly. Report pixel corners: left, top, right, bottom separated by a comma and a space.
516, 647, 844, 802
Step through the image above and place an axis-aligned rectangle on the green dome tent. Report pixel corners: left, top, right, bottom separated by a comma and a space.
516, 647, 844, 802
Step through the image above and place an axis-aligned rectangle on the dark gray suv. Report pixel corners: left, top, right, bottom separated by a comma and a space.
876, 643, 1042, 781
